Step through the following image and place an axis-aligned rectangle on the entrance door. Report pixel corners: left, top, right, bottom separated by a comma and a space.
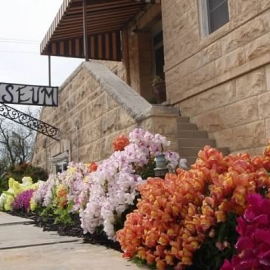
152, 20, 164, 78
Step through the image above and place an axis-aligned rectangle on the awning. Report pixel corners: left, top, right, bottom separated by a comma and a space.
40, 0, 160, 61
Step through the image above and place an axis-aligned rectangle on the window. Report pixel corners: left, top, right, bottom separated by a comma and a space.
51, 151, 69, 174
199, 0, 229, 36
56, 161, 68, 173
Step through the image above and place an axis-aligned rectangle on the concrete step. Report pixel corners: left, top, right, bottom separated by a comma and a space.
178, 138, 216, 147
185, 156, 198, 167
179, 147, 203, 157
177, 117, 190, 123
178, 123, 198, 130
180, 147, 230, 163
217, 147, 230, 156
173, 110, 230, 166
178, 146, 230, 158
178, 130, 208, 138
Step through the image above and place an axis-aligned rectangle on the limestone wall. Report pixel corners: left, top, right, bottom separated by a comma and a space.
161, 0, 270, 154
32, 62, 179, 172
32, 63, 137, 172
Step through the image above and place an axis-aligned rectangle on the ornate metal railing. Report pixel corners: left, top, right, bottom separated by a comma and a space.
0, 103, 59, 140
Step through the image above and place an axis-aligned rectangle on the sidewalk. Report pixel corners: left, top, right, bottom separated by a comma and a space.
0, 212, 142, 270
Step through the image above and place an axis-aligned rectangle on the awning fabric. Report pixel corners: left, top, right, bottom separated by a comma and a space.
40, 0, 160, 61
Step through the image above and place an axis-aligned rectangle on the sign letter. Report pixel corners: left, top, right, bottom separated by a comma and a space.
0, 82, 58, 107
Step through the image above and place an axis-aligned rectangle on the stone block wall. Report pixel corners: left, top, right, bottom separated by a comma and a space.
32, 62, 179, 173
161, 0, 270, 154
32, 63, 137, 172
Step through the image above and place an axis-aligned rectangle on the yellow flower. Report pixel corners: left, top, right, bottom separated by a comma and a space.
4, 195, 14, 211
22, 176, 33, 185
30, 198, 37, 211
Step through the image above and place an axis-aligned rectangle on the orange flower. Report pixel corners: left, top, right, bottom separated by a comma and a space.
165, 254, 175, 265
137, 247, 147, 260
218, 200, 232, 213
251, 155, 264, 170
156, 259, 167, 270
254, 168, 270, 188
154, 245, 165, 257
146, 252, 156, 265
158, 233, 170, 246
263, 141, 270, 157
117, 142, 270, 270
89, 162, 98, 172
181, 248, 193, 265
57, 186, 68, 208
232, 185, 247, 206
184, 240, 200, 252
215, 210, 227, 223
145, 230, 158, 247
112, 135, 129, 151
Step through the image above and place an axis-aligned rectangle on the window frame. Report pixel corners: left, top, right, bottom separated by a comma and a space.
51, 151, 69, 174
198, 0, 229, 37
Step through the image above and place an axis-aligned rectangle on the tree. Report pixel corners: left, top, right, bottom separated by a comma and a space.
0, 106, 40, 171
0, 106, 47, 193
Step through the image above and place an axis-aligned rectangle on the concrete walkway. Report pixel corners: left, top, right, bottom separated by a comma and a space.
0, 212, 142, 270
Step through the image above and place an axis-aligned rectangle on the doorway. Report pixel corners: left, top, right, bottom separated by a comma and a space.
152, 20, 164, 78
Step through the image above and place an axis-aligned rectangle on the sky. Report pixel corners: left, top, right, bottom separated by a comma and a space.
0, 0, 83, 87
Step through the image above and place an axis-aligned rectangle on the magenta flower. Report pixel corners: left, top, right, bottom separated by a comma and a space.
221, 194, 270, 270
12, 189, 35, 212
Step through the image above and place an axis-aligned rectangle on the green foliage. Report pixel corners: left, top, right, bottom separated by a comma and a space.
131, 257, 158, 270
152, 75, 164, 85
53, 200, 74, 225
7, 163, 48, 182
191, 212, 238, 270
40, 206, 55, 223
0, 163, 48, 194
133, 158, 156, 180
113, 194, 141, 233
0, 178, 8, 195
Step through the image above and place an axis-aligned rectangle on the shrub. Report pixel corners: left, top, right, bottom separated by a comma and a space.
117, 144, 270, 270
0, 163, 48, 194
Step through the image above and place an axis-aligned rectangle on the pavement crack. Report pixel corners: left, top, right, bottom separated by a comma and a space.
0, 221, 35, 226
0, 239, 80, 250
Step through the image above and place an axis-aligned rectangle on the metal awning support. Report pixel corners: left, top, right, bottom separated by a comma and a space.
48, 55, 51, 86
0, 103, 59, 140
83, 0, 89, 61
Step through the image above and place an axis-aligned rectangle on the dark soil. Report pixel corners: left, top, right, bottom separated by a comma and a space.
8, 211, 121, 252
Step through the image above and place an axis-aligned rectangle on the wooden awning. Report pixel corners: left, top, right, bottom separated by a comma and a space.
40, 0, 160, 61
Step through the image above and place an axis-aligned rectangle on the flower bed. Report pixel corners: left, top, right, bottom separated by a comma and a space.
0, 128, 184, 240
1, 128, 270, 270
117, 144, 270, 270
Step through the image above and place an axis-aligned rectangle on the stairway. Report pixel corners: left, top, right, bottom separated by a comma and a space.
177, 116, 229, 167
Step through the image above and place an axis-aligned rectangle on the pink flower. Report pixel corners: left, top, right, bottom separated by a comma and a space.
12, 189, 35, 212
221, 194, 270, 270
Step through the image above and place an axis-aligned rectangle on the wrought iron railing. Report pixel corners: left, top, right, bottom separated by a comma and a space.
0, 103, 59, 140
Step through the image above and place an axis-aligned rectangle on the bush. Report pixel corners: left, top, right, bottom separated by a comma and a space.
0, 163, 48, 194
117, 144, 270, 270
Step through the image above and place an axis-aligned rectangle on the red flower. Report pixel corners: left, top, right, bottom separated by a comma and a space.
112, 135, 130, 151
89, 162, 98, 172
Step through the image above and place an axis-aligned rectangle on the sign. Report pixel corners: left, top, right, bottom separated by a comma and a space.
0, 82, 58, 106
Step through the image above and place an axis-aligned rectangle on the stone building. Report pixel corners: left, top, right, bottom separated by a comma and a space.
32, 0, 270, 172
